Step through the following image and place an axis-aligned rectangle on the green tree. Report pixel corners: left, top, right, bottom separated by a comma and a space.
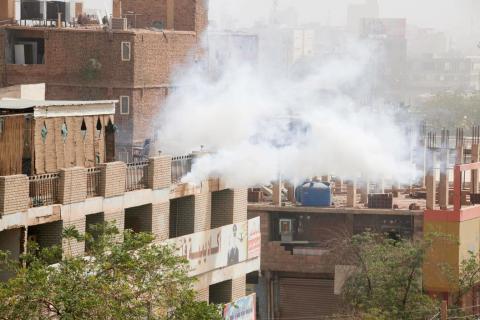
339, 233, 437, 320
0, 223, 223, 320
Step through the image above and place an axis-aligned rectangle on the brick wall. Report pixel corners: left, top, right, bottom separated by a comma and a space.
231, 275, 247, 301
104, 210, 125, 240
58, 167, 87, 205
99, 162, 126, 198
195, 287, 209, 302
33, 115, 111, 174
151, 202, 170, 241
194, 192, 211, 232
209, 280, 232, 304
62, 218, 86, 257
211, 189, 247, 228
147, 155, 171, 190
0, 175, 29, 215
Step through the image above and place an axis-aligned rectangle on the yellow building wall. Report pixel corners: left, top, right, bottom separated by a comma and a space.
424, 220, 459, 292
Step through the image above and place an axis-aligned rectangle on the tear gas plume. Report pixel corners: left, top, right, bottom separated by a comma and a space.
155, 31, 417, 188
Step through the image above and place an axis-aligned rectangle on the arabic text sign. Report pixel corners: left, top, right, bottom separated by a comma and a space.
224, 293, 256, 320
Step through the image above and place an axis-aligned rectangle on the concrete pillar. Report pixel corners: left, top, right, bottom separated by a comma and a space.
272, 181, 282, 206
0, 175, 29, 216
346, 180, 356, 207
147, 155, 171, 190
426, 150, 436, 210
439, 149, 449, 209
285, 182, 296, 203
471, 144, 479, 194
58, 167, 87, 205
99, 162, 126, 198
456, 145, 464, 165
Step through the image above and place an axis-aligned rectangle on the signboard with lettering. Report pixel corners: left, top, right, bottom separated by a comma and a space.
168, 220, 251, 277
224, 293, 256, 320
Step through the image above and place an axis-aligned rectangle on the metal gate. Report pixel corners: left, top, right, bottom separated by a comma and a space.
279, 277, 340, 319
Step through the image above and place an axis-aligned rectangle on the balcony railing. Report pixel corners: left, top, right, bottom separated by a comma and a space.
29, 173, 59, 208
87, 167, 101, 198
125, 161, 149, 191
171, 155, 193, 184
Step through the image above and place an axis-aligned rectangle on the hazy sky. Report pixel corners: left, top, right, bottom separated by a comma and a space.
209, 0, 479, 35
78, 0, 479, 36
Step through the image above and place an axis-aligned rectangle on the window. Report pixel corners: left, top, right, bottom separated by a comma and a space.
121, 41, 131, 61
120, 96, 130, 115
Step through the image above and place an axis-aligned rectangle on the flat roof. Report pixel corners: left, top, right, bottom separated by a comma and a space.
0, 99, 117, 110
0, 99, 117, 118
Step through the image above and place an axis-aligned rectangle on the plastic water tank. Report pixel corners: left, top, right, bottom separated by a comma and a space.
299, 181, 332, 207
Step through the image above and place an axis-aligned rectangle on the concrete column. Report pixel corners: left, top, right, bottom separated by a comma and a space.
439, 149, 449, 210
426, 150, 436, 210
147, 155, 171, 190
456, 145, 464, 165
58, 167, 87, 205
0, 175, 29, 216
360, 179, 369, 204
471, 144, 479, 194
346, 180, 356, 207
272, 181, 282, 206
99, 162, 126, 198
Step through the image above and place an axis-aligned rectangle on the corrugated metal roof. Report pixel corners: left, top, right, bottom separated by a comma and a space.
0, 99, 117, 110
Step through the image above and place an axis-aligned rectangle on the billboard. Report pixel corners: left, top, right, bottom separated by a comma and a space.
169, 220, 255, 277
224, 294, 256, 320
247, 217, 261, 259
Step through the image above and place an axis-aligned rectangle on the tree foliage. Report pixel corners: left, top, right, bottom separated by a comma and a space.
0, 223, 222, 320
340, 233, 437, 319
411, 93, 480, 129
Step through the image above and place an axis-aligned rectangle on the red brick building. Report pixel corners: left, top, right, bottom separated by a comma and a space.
0, 0, 208, 160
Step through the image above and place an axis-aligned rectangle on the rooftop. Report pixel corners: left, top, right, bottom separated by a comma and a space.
0, 99, 117, 117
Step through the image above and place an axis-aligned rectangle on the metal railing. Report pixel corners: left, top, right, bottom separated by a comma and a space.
171, 155, 193, 184
87, 167, 101, 198
125, 161, 149, 191
29, 173, 59, 208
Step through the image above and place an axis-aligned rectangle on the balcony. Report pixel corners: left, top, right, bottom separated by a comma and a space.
0, 154, 196, 213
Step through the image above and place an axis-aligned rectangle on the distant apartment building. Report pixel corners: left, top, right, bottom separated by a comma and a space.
360, 18, 408, 103
0, 0, 207, 161
0, 97, 260, 304
406, 54, 480, 103
347, 0, 379, 34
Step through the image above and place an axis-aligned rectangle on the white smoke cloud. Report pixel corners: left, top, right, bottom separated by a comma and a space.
156, 30, 417, 188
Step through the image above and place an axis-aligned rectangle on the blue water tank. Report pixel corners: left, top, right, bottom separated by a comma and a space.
299, 181, 332, 207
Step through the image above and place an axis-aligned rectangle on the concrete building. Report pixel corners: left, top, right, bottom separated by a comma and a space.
347, 0, 379, 34
0, 0, 207, 161
0, 98, 260, 305
360, 18, 408, 103
247, 187, 424, 319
